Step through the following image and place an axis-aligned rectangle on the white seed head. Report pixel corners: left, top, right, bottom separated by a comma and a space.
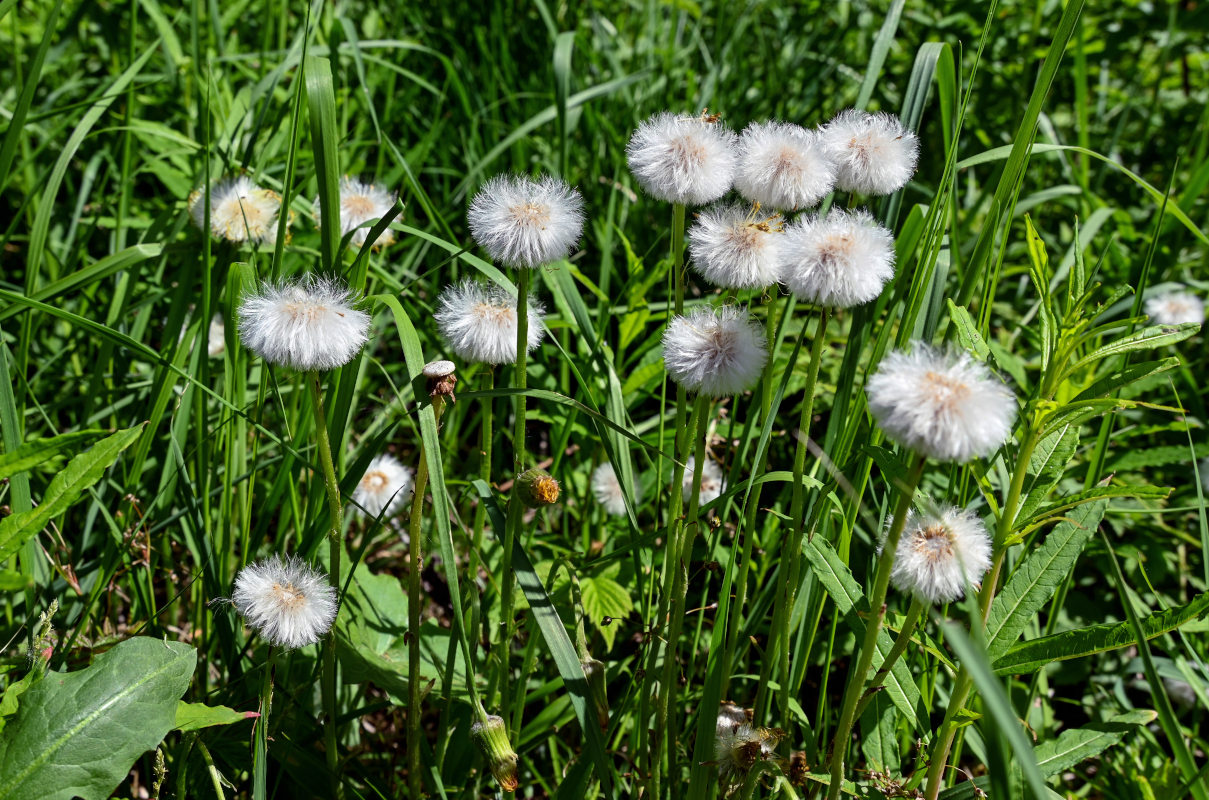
207, 313, 226, 358
434, 279, 546, 365
189, 176, 286, 244
780, 208, 896, 308
591, 462, 640, 517
866, 345, 1017, 463
314, 176, 397, 247
626, 111, 738, 206
1145, 289, 1204, 326
734, 121, 837, 211
888, 507, 992, 604
663, 306, 768, 397
687, 203, 785, 290
684, 456, 727, 507
713, 720, 781, 785
821, 109, 919, 196
468, 174, 584, 268
232, 555, 338, 649
237, 275, 370, 371
353, 454, 415, 519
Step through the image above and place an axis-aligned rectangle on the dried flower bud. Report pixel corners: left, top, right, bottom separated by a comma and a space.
471, 715, 519, 791
582, 658, 609, 731
516, 468, 560, 508
423, 359, 458, 400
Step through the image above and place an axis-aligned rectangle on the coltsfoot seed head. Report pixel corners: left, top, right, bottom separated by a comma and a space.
189, 176, 287, 244
866, 345, 1017, 463
779, 207, 896, 308
888, 507, 992, 603
468, 174, 584, 268
352, 454, 415, 519
591, 462, 640, 517
237, 275, 371, 371
663, 305, 768, 397
1145, 288, 1204, 326
688, 203, 785, 290
314, 176, 398, 248
684, 456, 727, 507
734, 121, 837, 211
626, 111, 738, 206
434, 279, 545, 365
820, 109, 919, 196
231, 555, 338, 649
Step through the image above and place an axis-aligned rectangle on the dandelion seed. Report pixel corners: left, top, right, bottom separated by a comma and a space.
468, 174, 584, 268
434, 279, 545, 365
189, 176, 287, 244
866, 345, 1017, 463
1145, 289, 1204, 326
820, 109, 919, 196
684, 456, 727, 507
314, 176, 398, 248
887, 507, 992, 604
232, 555, 338, 649
352, 454, 415, 519
591, 462, 641, 517
237, 275, 370, 372
779, 208, 896, 308
688, 203, 785, 290
734, 121, 836, 211
626, 111, 738, 206
663, 306, 768, 397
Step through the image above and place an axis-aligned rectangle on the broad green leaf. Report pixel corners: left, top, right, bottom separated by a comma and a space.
985, 500, 1107, 661
1016, 484, 1168, 536
174, 701, 254, 732
0, 425, 144, 562
0, 431, 105, 480
994, 591, 1209, 675
0, 637, 195, 800
1017, 423, 1079, 522
579, 574, 634, 652
1033, 710, 1157, 776
1072, 357, 1180, 403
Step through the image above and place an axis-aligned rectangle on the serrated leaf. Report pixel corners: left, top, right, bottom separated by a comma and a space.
580, 574, 634, 652
1018, 424, 1078, 522
0, 431, 105, 480
1034, 710, 1156, 776
174, 701, 254, 732
985, 500, 1108, 661
0, 425, 144, 562
0, 637, 195, 800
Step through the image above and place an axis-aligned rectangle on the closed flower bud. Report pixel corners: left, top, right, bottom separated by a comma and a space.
471, 715, 519, 791
517, 468, 560, 508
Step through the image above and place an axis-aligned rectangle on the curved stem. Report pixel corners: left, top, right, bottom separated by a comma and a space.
826, 453, 926, 800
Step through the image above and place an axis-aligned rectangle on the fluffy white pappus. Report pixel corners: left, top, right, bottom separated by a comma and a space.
713, 720, 781, 785
687, 203, 785, 290
434, 279, 546, 365
866, 346, 1017, 463
779, 207, 896, 308
683, 456, 727, 507
626, 111, 738, 206
353, 454, 415, 519
207, 313, 226, 358
888, 507, 992, 604
189, 176, 286, 244
237, 275, 371, 372
591, 462, 640, 517
734, 121, 836, 211
315, 177, 398, 248
232, 555, 338, 649
821, 109, 919, 196
663, 306, 768, 397
1145, 289, 1204, 326
467, 174, 584, 268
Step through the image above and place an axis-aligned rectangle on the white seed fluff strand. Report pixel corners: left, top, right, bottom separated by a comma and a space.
779, 208, 896, 308
734, 121, 837, 211
687, 203, 785, 290
232, 555, 339, 649
434, 279, 546, 365
237, 275, 371, 372
663, 305, 768, 397
626, 111, 738, 206
888, 507, 993, 604
467, 174, 584, 268
821, 109, 920, 196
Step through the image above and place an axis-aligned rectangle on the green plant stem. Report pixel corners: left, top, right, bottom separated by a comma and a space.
307, 371, 344, 799
514, 268, 530, 473
468, 367, 494, 659
826, 453, 926, 800
853, 597, 925, 722
407, 393, 444, 800
253, 649, 274, 800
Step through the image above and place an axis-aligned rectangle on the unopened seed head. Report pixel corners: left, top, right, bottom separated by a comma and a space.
688, 203, 785, 290
888, 507, 992, 604
231, 555, 338, 649
779, 207, 896, 308
734, 121, 837, 211
820, 109, 919, 196
434, 279, 546, 365
314, 176, 398, 248
471, 715, 519, 792
663, 305, 768, 397
468, 174, 584, 268
237, 275, 370, 371
352, 454, 415, 519
626, 111, 738, 206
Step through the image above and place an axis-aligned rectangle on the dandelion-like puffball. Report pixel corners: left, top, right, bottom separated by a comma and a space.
626, 111, 738, 206
821, 109, 919, 196
734, 121, 836, 211
353, 454, 415, 519
591, 462, 642, 517
237, 275, 370, 372
687, 203, 785, 290
207, 313, 226, 358
467, 174, 584, 268
780, 208, 896, 308
866, 346, 1017, 463
315, 176, 397, 248
714, 720, 781, 786
663, 306, 768, 397
434, 279, 546, 365
683, 456, 727, 507
1145, 289, 1204, 326
232, 555, 338, 649
888, 507, 992, 604
189, 176, 286, 244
